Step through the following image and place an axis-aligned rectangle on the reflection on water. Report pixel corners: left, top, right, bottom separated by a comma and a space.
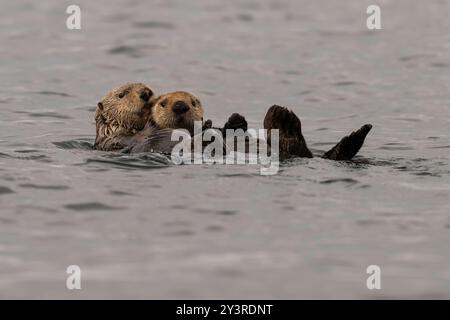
0, 0, 449, 299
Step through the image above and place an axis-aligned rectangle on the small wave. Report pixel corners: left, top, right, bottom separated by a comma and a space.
15, 111, 72, 120
109, 190, 135, 196
35, 91, 73, 97
389, 157, 448, 177
14, 149, 40, 153
64, 202, 124, 211
216, 210, 238, 215
132, 21, 175, 29
84, 153, 172, 169
333, 81, 363, 86
0, 151, 52, 162
280, 70, 302, 76
193, 208, 238, 216
53, 139, 94, 150
378, 145, 414, 151
236, 13, 253, 22
320, 178, 359, 185
398, 54, 434, 62
108, 45, 145, 58
19, 184, 70, 191
75, 106, 97, 112
354, 156, 448, 177
0, 186, 14, 195
0, 98, 13, 104
430, 62, 448, 68
217, 172, 256, 178
0, 152, 13, 159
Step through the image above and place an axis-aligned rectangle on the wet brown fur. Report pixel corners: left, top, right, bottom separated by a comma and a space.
94, 83, 155, 151
151, 91, 204, 134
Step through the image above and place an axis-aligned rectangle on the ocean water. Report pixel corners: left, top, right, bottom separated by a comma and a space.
0, 0, 449, 299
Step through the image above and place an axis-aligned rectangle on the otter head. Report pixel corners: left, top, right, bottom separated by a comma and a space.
95, 83, 155, 149
151, 91, 204, 134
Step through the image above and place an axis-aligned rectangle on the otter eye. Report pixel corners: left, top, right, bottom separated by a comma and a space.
118, 92, 125, 99
160, 99, 168, 108
191, 99, 196, 107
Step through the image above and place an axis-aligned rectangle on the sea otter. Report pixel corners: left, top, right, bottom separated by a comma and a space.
126, 91, 247, 153
94, 82, 155, 151
130, 91, 372, 160
94, 84, 372, 160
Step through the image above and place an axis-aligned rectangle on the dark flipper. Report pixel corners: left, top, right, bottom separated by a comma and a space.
263, 105, 313, 159
322, 124, 372, 160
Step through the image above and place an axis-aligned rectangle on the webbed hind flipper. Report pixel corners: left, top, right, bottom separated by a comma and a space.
263, 105, 313, 159
322, 124, 372, 160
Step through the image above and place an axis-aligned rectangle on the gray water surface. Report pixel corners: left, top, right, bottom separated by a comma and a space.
0, 0, 449, 299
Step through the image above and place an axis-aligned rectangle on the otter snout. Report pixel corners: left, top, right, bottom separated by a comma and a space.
173, 101, 189, 115
139, 89, 153, 102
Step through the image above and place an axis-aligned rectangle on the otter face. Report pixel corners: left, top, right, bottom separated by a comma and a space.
151, 91, 204, 134
96, 83, 155, 133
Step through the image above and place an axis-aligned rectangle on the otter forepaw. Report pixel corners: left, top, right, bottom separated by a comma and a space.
223, 113, 248, 133
202, 119, 213, 131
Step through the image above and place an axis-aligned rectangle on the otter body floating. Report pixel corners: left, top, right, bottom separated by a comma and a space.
94, 84, 372, 161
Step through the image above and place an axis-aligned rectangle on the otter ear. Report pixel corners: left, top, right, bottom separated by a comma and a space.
153, 95, 163, 105
97, 102, 104, 111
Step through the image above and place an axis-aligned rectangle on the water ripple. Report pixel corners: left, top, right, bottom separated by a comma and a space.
0, 186, 14, 195
53, 139, 94, 150
84, 153, 172, 169
132, 21, 176, 29
19, 184, 70, 191
64, 202, 124, 211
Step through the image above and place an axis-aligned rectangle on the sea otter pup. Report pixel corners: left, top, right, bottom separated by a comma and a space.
128, 91, 247, 153
94, 83, 155, 151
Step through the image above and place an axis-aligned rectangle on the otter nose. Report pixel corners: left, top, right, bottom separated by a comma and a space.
173, 101, 189, 115
140, 90, 152, 102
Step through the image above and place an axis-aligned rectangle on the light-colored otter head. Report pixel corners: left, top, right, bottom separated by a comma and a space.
95, 83, 155, 150
151, 91, 204, 134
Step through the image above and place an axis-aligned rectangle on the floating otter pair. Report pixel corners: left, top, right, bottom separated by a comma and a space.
94, 84, 208, 153
94, 83, 372, 160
